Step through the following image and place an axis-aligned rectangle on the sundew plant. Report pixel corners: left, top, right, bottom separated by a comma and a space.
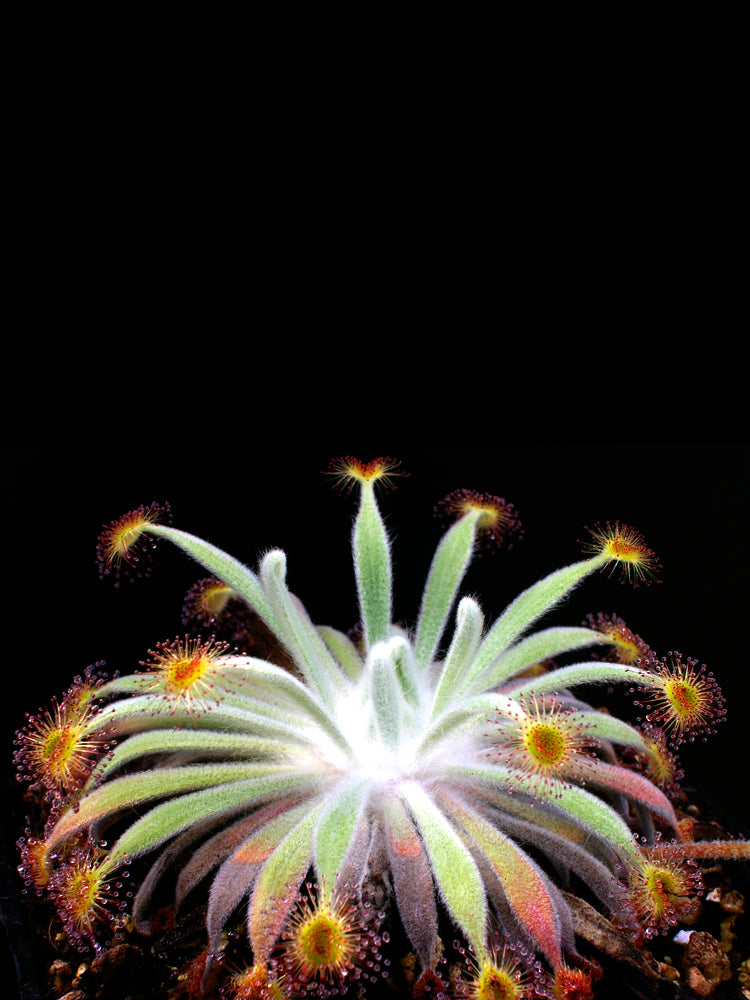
14, 458, 750, 999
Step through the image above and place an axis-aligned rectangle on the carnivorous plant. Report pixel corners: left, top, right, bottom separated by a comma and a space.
15, 458, 749, 999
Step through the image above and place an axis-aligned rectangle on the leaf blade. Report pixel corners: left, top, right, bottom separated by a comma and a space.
402, 782, 486, 955
415, 511, 479, 672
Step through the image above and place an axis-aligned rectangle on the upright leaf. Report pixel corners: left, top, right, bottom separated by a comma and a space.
463, 557, 608, 689
414, 510, 479, 672
369, 640, 404, 749
352, 481, 392, 650
260, 550, 344, 710
431, 597, 484, 718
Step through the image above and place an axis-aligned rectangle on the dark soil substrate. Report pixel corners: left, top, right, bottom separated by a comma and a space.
3, 776, 749, 1000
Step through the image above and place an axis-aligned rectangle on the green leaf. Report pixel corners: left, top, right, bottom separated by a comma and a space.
414, 510, 480, 672
467, 783, 601, 854
314, 777, 371, 900
92, 659, 356, 758
447, 761, 641, 866
572, 711, 648, 752
259, 550, 345, 710
431, 597, 484, 718
509, 661, 651, 700
175, 799, 304, 914
585, 761, 678, 827
417, 692, 520, 758
87, 692, 317, 751
47, 762, 308, 850
551, 783, 643, 864
467, 626, 606, 695
444, 791, 564, 969
248, 804, 324, 962
206, 798, 317, 951
352, 481, 392, 650
402, 782, 486, 955
368, 640, 404, 749
382, 789, 439, 969
215, 655, 355, 758
479, 799, 628, 918
107, 770, 321, 866
90, 729, 296, 784
131, 821, 210, 932
146, 523, 279, 630
317, 625, 364, 681
390, 635, 421, 709
463, 556, 607, 688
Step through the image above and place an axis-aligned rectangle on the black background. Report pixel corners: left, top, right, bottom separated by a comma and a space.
3, 441, 749, 832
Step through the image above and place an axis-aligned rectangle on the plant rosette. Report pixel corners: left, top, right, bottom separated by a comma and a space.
11, 458, 750, 999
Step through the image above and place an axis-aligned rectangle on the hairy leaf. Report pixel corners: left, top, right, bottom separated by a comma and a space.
108, 770, 321, 866
469, 626, 606, 694
415, 509, 479, 672
247, 804, 323, 961
352, 481, 392, 650
314, 777, 371, 899
147, 523, 279, 629
383, 790, 439, 969
206, 799, 318, 951
445, 791, 564, 969
402, 782, 486, 955
48, 763, 313, 852
466, 557, 607, 685
431, 597, 484, 718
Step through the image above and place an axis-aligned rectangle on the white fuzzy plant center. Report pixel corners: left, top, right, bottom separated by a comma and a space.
331, 639, 444, 785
